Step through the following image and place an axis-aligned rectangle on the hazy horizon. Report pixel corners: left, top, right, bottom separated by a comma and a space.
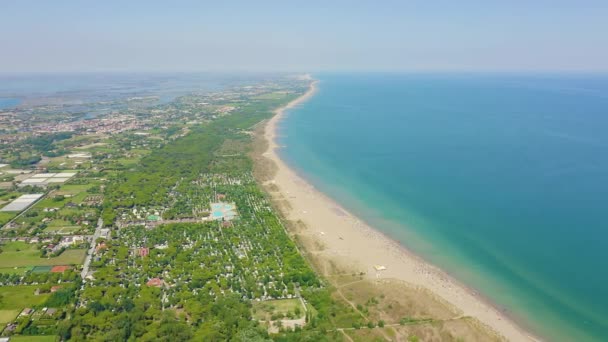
2, 1, 608, 73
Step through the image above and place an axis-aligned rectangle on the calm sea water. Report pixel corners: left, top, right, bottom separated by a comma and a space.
0, 98, 20, 109
279, 73, 608, 341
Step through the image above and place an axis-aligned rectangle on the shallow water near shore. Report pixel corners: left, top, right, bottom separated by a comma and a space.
278, 73, 608, 341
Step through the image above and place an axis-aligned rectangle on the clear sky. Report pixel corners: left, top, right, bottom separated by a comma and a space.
1, 0, 607, 72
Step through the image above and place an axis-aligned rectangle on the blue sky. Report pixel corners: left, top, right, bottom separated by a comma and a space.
1, 1, 607, 72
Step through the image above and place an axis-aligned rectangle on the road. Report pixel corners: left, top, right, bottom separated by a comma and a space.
81, 218, 103, 280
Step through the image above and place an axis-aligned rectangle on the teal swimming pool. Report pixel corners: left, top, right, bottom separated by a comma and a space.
210, 202, 237, 220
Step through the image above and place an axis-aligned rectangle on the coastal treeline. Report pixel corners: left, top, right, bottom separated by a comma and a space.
69, 87, 354, 340
101, 95, 298, 225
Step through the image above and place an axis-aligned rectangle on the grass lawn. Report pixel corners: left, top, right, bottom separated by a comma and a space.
57, 207, 96, 217
0, 266, 33, 275
252, 298, 305, 320
58, 183, 94, 195
11, 335, 58, 342
0, 211, 17, 225
43, 225, 81, 234
47, 155, 93, 170
113, 158, 141, 167
76, 144, 113, 153
34, 182, 95, 209
0, 309, 19, 323
46, 219, 72, 228
66, 192, 90, 205
0, 242, 86, 267
0, 285, 50, 310
45, 217, 89, 234
34, 197, 69, 210
2, 241, 30, 252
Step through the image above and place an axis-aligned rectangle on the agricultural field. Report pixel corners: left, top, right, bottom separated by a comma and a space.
43, 226, 81, 235
54, 184, 95, 196
0, 310, 19, 324
0, 267, 32, 275
43, 218, 83, 235
0, 212, 16, 226
0, 242, 85, 268
45, 156, 92, 170
0, 285, 51, 311
5, 177, 102, 237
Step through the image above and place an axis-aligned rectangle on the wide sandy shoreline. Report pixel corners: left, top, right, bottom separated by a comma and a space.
261, 78, 539, 341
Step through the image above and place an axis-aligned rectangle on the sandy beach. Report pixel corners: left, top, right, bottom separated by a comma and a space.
259, 78, 539, 341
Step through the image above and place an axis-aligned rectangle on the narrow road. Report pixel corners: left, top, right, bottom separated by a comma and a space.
81, 218, 103, 280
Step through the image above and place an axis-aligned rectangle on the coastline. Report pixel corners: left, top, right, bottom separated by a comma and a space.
259, 78, 539, 341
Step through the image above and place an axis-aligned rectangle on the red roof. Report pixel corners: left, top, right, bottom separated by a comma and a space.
51, 285, 62, 293
95, 242, 107, 253
139, 247, 149, 257
146, 278, 163, 287
50, 265, 71, 273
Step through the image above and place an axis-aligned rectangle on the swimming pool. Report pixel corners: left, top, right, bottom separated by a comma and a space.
210, 202, 237, 220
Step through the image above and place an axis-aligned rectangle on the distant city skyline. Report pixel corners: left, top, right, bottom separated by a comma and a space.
2, 0, 608, 72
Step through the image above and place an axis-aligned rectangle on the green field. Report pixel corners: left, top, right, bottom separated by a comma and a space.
110, 157, 142, 168
57, 207, 96, 216
0, 211, 17, 225
0, 285, 50, 310
2, 241, 30, 252
43, 225, 81, 234
0, 266, 33, 275
44, 218, 83, 234
46, 219, 72, 228
0, 309, 19, 323
58, 183, 96, 193
252, 298, 305, 320
32, 182, 97, 209
35, 193, 87, 209
0, 242, 86, 267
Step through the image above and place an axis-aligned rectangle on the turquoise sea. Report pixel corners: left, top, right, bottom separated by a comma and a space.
279, 73, 608, 341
